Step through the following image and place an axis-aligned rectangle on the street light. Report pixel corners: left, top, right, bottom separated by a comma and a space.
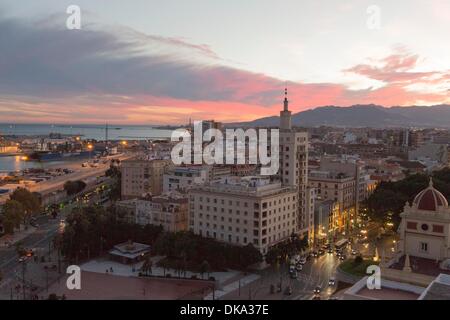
87, 144, 93, 162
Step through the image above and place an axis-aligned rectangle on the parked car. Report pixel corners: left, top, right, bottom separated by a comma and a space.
295, 264, 303, 271
290, 271, 298, 279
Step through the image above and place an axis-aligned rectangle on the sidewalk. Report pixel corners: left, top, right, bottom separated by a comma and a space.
204, 273, 260, 300
79, 256, 243, 286
0, 226, 36, 248
0, 245, 62, 300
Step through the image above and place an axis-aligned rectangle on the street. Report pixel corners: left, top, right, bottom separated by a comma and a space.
222, 248, 345, 300
0, 184, 111, 299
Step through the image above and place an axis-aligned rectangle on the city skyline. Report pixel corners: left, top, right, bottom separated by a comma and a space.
1, 0, 450, 125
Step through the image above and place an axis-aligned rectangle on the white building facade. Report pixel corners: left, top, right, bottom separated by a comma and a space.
398, 179, 450, 261
188, 176, 298, 254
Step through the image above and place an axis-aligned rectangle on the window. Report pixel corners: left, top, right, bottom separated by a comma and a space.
407, 222, 417, 230
420, 242, 428, 253
432, 225, 444, 233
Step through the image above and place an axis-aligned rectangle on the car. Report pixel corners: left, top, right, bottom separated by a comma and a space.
328, 277, 336, 286
339, 255, 346, 261
290, 271, 298, 279
318, 249, 325, 256
284, 286, 293, 295
289, 265, 296, 273
295, 264, 303, 271
328, 248, 333, 254
299, 257, 307, 265
351, 249, 358, 255
312, 251, 318, 257
314, 286, 321, 295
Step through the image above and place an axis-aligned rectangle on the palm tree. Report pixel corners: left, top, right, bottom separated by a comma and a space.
141, 256, 152, 276
199, 260, 210, 280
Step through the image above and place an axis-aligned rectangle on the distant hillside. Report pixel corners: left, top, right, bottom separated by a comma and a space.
233, 104, 450, 128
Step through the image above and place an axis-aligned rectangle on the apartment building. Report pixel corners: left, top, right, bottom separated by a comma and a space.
314, 200, 340, 245
121, 159, 171, 199
116, 195, 188, 232
278, 89, 309, 237
308, 170, 356, 232
188, 176, 298, 254
163, 166, 209, 193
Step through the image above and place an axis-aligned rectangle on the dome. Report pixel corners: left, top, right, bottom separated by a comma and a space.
412, 178, 448, 211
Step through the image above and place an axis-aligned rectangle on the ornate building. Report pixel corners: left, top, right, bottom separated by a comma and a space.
398, 179, 450, 261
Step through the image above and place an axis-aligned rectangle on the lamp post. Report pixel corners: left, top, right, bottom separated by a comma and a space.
87, 144, 93, 162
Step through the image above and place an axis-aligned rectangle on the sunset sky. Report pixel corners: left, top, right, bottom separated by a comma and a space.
1, 0, 449, 124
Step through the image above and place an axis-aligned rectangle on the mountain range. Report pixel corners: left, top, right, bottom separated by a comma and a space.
233, 104, 450, 128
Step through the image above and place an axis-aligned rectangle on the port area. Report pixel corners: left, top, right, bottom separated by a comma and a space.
0, 153, 131, 205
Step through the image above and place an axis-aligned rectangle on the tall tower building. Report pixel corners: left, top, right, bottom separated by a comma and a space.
278, 89, 311, 239
280, 88, 292, 130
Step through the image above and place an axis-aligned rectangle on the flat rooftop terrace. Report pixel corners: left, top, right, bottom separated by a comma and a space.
48, 271, 211, 300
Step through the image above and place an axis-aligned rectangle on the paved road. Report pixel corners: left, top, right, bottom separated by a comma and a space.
0, 153, 130, 204
0, 208, 70, 280
0, 185, 111, 299
222, 249, 346, 300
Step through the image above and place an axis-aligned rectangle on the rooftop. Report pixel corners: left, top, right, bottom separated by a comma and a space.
390, 255, 450, 277
47, 271, 210, 300
412, 179, 448, 212
109, 241, 151, 259
419, 274, 450, 300
190, 176, 295, 197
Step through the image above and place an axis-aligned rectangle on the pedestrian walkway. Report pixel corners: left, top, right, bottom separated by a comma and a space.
204, 273, 260, 300
79, 257, 243, 286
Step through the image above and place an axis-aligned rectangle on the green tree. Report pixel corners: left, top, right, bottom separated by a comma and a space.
1, 199, 25, 234
199, 260, 210, 279
63, 180, 87, 196
141, 256, 153, 276
9, 188, 40, 224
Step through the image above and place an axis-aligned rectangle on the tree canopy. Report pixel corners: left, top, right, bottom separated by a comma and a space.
365, 168, 450, 228
63, 180, 87, 196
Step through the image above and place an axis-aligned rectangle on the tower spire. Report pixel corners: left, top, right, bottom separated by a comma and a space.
283, 87, 289, 111
280, 86, 292, 130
